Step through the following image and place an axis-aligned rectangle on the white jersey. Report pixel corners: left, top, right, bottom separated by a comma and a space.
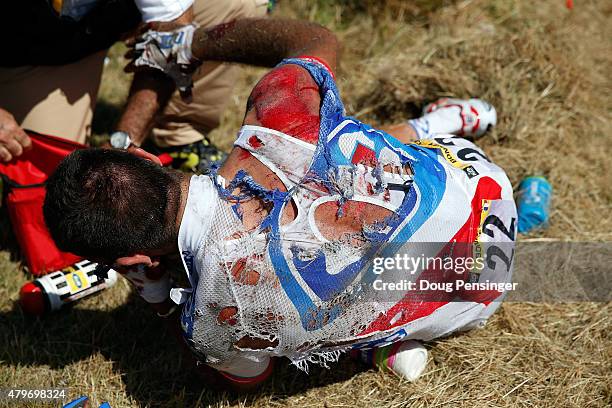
174, 58, 517, 373
54, 0, 193, 22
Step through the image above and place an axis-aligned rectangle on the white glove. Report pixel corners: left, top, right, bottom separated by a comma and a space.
133, 24, 199, 101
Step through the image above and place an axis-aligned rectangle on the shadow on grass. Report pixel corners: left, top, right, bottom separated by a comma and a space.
0, 206, 22, 265
0, 296, 366, 407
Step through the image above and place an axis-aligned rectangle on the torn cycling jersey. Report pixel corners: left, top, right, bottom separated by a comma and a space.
175, 57, 517, 373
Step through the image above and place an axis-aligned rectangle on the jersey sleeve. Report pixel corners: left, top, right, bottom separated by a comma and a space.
134, 0, 193, 22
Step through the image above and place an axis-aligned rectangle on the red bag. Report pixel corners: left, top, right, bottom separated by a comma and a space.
0, 131, 84, 275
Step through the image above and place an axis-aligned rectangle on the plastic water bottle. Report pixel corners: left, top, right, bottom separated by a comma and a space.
517, 176, 552, 233
19, 260, 117, 316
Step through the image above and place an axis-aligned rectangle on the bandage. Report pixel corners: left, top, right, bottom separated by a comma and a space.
122, 265, 172, 304
134, 24, 199, 99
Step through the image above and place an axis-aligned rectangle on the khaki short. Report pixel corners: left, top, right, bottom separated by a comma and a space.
0, 0, 269, 146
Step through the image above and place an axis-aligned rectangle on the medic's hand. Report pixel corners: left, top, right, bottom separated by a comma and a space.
101, 140, 163, 166
125, 24, 201, 102
0, 108, 32, 162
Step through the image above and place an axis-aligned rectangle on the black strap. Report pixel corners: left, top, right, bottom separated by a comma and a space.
0, 174, 45, 191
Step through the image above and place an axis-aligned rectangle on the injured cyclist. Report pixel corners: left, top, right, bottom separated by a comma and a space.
43, 18, 517, 388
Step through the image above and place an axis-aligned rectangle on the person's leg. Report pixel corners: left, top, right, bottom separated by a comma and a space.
149, 0, 270, 170
380, 98, 497, 144
0, 50, 106, 144
378, 123, 418, 144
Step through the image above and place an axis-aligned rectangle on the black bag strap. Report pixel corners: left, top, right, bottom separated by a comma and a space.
0, 174, 46, 191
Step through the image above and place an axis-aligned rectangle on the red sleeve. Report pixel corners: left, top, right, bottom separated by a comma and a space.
246, 63, 322, 145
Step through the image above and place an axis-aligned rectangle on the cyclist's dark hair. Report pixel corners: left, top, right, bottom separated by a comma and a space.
44, 148, 180, 262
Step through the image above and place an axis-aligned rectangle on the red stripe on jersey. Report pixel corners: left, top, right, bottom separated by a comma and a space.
351, 144, 378, 166
357, 176, 502, 337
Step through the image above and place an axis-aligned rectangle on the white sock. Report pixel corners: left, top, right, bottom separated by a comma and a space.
408, 105, 463, 139
360, 340, 428, 382
387, 340, 428, 381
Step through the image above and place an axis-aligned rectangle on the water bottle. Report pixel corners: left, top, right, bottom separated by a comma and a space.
19, 260, 117, 316
517, 176, 552, 233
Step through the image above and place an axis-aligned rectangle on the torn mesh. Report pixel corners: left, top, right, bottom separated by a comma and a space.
183, 58, 516, 372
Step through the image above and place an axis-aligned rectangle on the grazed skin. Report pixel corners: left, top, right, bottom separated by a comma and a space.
189, 18, 416, 239
221, 64, 397, 241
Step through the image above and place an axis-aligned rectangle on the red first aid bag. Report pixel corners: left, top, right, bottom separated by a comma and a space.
0, 131, 84, 275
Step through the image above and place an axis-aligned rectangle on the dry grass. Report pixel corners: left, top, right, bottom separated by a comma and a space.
1, 0, 611, 407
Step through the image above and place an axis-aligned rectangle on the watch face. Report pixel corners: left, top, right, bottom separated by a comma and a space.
110, 132, 130, 149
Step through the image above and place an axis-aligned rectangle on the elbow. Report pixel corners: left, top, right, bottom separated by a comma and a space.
310, 25, 341, 72
321, 25, 339, 50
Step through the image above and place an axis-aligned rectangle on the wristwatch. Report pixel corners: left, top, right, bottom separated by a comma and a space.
109, 131, 132, 150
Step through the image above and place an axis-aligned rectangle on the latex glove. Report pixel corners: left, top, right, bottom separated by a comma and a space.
129, 24, 200, 101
